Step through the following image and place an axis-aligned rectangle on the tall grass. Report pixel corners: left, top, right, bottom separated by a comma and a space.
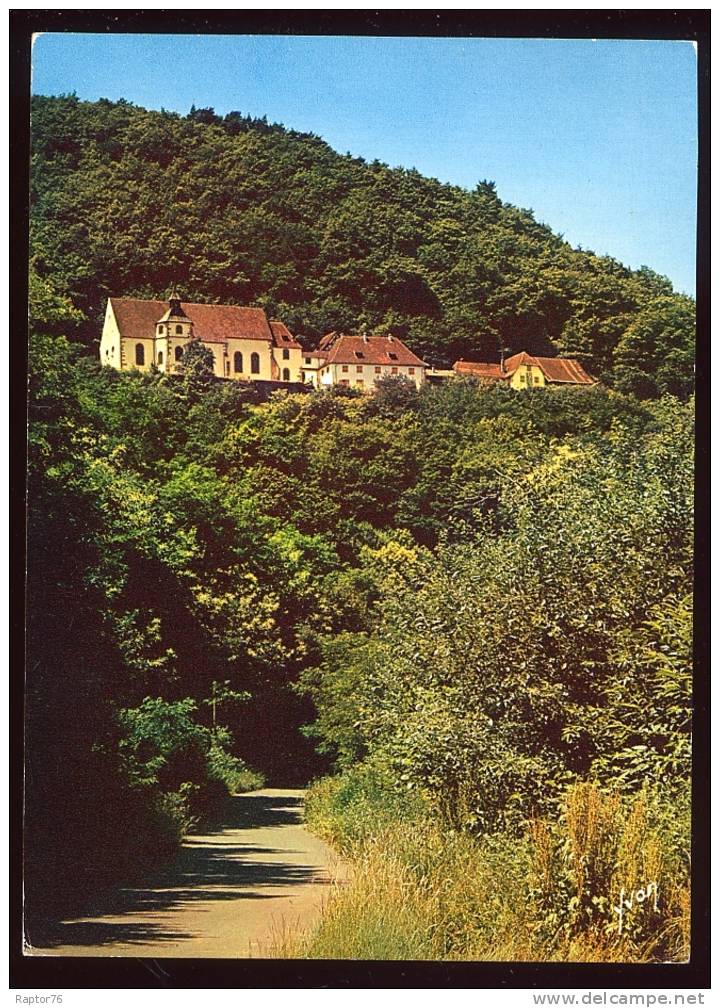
293, 772, 690, 962
304, 763, 427, 852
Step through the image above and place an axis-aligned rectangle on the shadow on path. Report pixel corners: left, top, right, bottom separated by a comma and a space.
217, 793, 303, 830
28, 791, 329, 951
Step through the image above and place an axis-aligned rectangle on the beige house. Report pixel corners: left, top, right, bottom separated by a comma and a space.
302, 332, 427, 391
100, 293, 430, 393
99, 291, 303, 382
453, 352, 595, 389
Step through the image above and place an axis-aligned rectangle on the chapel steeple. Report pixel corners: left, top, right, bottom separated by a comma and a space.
156, 286, 194, 339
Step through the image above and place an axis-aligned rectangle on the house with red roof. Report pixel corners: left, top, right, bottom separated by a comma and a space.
99, 290, 303, 382
302, 332, 427, 391
454, 352, 595, 390
100, 292, 429, 392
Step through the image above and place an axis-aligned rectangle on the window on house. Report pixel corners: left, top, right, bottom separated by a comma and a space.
282, 348, 290, 360
305, 357, 311, 365
391, 366, 398, 374
374, 366, 381, 374
357, 379, 364, 387
157, 351, 164, 365
388, 352, 398, 360
234, 351, 243, 373
175, 346, 183, 362
282, 368, 290, 381
354, 351, 365, 359
250, 352, 260, 374
135, 343, 145, 365
342, 364, 349, 372
356, 365, 363, 372
340, 379, 349, 386
176, 324, 183, 334
225, 360, 230, 376
158, 325, 164, 334
520, 374, 526, 383
534, 376, 540, 384
105, 349, 109, 356
409, 367, 415, 375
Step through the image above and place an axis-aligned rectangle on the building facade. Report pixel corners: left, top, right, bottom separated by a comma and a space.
100, 294, 429, 392
454, 352, 595, 389
99, 292, 303, 382
301, 332, 427, 390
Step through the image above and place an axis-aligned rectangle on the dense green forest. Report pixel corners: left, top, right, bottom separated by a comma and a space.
26, 95, 693, 959
32, 94, 694, 395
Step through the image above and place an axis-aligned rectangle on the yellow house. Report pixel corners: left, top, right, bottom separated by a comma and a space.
302, 332, 427, 391
454, 352, 595, 389
99, 291, 303, 383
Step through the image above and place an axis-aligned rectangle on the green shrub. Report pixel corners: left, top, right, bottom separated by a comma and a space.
207, 744, 265, 794
144, 784, 198, 862
527, 781, 689, 961
297, 779, 689, 963
302, 398, 693, 834
304, 763, 427, 853
119, 697, 263, 834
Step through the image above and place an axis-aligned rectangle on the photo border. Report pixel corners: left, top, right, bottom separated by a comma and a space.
10, 9, 710, 991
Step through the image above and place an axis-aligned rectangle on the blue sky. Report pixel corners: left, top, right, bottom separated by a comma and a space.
32, 33, 698, 295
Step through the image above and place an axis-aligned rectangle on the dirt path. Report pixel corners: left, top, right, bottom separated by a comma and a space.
25, 789, 341, 958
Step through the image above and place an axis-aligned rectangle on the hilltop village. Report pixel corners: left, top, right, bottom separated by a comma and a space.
100, 291, 596, 392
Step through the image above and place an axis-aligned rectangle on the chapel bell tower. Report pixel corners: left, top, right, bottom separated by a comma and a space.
155, 286, 194, 340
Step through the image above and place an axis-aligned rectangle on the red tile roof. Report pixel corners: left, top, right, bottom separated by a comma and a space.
110, 298, 276, 344
532, 357, 595, 384
502, 351, 531, 372
455, 352, 595, 385
319, 333, 426, 368
504, 352, 595, 384
269, 319, 302, 349
454, 360, 509, 380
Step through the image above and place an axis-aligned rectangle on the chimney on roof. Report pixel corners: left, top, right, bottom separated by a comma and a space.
387, 335, 394, 343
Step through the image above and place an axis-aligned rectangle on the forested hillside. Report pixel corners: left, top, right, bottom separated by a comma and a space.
31, 94, 694, 396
